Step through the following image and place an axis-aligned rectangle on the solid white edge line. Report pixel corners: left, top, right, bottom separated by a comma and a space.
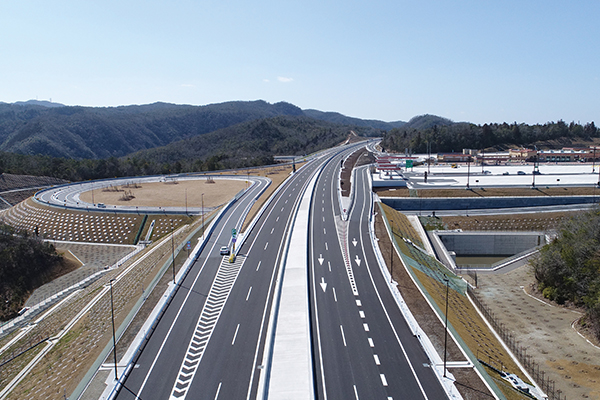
356, 167, 430, 399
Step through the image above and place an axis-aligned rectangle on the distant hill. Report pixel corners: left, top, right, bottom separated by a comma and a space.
13, 100, 66, 108
303, 109, 405, 130
403, 114, 456, 130
0, 115, 377, 181
129, 115, 377, 170
0, 100, 390, 159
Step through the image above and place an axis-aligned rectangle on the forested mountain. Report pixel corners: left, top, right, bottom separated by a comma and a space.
129, 115, 375, 171
0, 100, 391, 160
303, 109, 405, 130
381, 119, 599, 153
0, 115, 377, 181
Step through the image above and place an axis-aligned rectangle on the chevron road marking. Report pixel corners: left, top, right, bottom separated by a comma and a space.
170, 255, 246, 399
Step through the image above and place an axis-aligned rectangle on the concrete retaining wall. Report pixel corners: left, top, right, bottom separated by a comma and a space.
437, 232, 545, 256
382, 195, 597, 211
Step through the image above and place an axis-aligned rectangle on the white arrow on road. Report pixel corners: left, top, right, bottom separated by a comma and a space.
320, 277, 327, 292
355, 255, 362, 267
352, 238, 358, 247
318, 255, 324, 265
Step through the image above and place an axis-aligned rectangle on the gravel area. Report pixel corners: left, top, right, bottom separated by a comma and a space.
476, 266, 600, 400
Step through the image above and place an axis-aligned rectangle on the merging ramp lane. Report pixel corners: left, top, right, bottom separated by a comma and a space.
309, 152, 448, 399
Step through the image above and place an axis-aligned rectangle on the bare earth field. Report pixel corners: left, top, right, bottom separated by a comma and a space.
477, 267, 600, 400
79, 178, 247, 208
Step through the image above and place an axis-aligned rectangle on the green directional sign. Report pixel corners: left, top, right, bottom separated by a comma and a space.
406, 160, 413, 169
232, 228, 237, 237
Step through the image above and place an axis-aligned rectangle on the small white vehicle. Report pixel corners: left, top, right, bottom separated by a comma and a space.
220, 246, 230, 255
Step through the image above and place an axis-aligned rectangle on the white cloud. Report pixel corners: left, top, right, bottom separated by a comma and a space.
277, 76, 293, 83
263, 79, 270, 83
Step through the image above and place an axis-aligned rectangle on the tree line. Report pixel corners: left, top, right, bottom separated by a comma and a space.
530, 207, 600, 341
0, 225, 62, 321
0, 151, 273, 182
380, 120, 598, 154
0, 115, 373, 182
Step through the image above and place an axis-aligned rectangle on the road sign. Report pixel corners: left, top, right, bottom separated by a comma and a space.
232, 228, 237, 237
406, 160, 413, 168
232, 237, 237, 243
186, 241, 191, 250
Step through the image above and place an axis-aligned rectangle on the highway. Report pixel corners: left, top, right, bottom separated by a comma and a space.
309, 158, 447, 398
113, 139, 446, 400
115, 145, 364, 400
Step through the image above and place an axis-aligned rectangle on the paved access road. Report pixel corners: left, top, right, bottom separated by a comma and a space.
115, 144, 365, 400
35, 174, 268, 215
309, 159, 448, 399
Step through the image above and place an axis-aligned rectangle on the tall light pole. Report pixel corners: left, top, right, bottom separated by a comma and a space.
390, 219, 394, 283
443, 277, 450, 378
466, 156, 471, 189
109, 279, 118, 381
185, 188, 188, 215
532, 146, 538, 188
481, 148, 485, 173
427, 140, 431, 175
171, 219, 175, 284
202, 193, 205, 240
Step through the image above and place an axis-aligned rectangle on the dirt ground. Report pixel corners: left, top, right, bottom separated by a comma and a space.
79, 178, 247, 208
340, 149, 374, 197
477, 267, 600, 400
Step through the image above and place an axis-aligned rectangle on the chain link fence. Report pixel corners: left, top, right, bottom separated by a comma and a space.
468, 285, 567, 400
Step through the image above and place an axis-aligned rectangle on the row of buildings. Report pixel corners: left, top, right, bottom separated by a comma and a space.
437, 146, 600, 164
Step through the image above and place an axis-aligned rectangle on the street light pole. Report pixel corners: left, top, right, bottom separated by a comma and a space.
443, 277, 450, 378
390, 219, 394, 283
481, 148, 485, 173
171, 219, 175, 284
466, 156, 471, 189
109, 279, 118, 381
202, 193, 205, 240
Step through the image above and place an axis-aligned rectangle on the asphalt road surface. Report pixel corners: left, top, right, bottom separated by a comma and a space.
115, 145, 364, 400
309, 162, 448, 399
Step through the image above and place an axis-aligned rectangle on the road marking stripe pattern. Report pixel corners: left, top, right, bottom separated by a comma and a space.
170, 255, 246, 399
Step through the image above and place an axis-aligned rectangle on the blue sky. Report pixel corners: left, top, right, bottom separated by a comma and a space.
1, 0, 598, 125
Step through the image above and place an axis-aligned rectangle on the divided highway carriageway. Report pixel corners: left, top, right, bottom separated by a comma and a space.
115, 142, 447, 400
